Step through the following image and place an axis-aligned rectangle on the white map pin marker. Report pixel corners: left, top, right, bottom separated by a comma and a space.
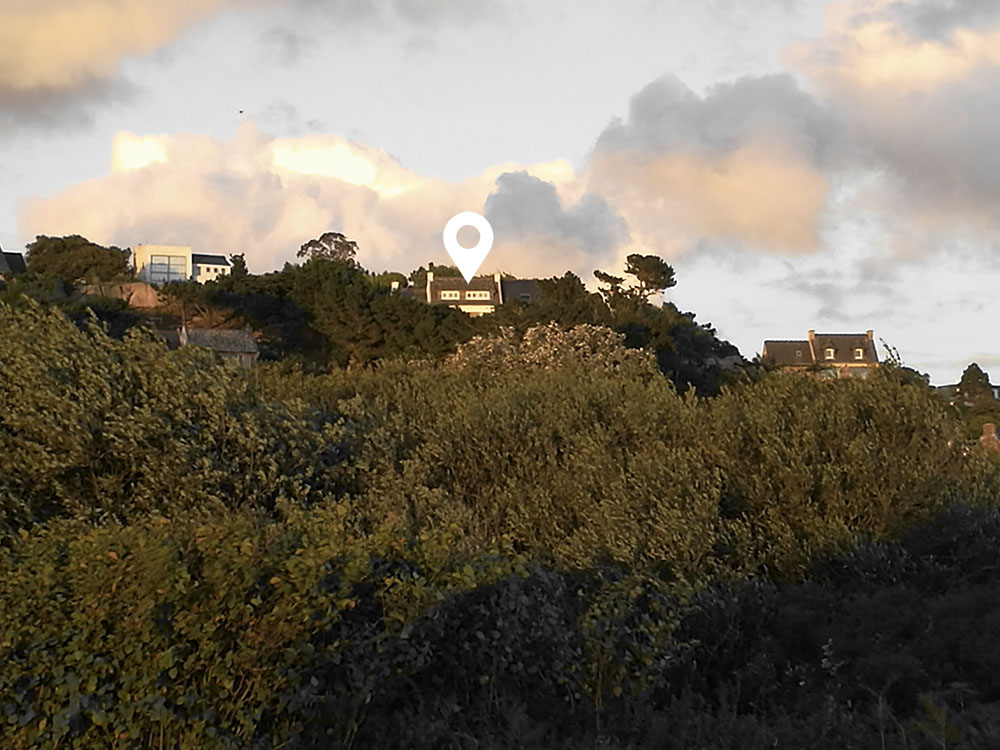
443, 211, 494, 283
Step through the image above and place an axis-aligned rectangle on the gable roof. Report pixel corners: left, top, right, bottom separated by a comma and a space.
761, 340, 812, 367
181, 326, 258, 353
191, 254, 230, 266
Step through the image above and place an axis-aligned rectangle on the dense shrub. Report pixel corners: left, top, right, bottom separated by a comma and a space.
0, 302, 351, 536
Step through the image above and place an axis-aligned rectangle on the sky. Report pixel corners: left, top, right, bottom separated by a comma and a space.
2, 0, 1000, 384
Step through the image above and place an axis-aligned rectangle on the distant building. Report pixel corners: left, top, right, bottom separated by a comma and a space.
761, 330, 879, 379
179, 325, 259, 369
0, 250, 26, 280
399, 271, 541, 317
134, 244, 231, 284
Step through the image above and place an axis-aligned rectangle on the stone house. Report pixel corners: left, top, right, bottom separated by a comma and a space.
761, 330, 879, 379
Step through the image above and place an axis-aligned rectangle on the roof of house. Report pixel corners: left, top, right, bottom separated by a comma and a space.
761, 340, 812, 367
762, 332, 879, 367
500, 279, 541, 301
183, 327, 258, 353
0, 252, 26, 276
191, 254, 231, 266
812, 333, 878, 364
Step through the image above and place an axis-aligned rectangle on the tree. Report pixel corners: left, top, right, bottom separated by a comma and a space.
25, 235, 131, 283
297, 232, 359, 264
229, 253, 249, 280
593, 269, 625, 299
958, 363, 993, 403
409, 262, 464, 288
623, 254, 676, 301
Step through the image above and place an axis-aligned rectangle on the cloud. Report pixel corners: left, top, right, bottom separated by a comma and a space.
882, 0, 1000, 42
785, 0, 1000, 253
0, 1, 261, 93
589, 74, 836, 256
0, 0, 267, 130
0, 77, 135, 133
16, 122, 594, 277
483, 171, 628, 266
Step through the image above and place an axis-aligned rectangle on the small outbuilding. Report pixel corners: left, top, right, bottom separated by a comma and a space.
179, 325, 259, 369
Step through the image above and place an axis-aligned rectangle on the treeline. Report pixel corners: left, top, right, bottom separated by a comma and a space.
1, 234, 749, 396
4, 303, 1000, 748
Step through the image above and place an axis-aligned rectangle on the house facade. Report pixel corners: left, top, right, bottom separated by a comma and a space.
399, 271, 541, 317
134, 244, 231, 284
761, 330, 879, 379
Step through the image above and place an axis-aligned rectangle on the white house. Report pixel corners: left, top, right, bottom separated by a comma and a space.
133, 244, 231, 284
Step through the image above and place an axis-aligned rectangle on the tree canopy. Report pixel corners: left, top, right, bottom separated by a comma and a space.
25, 234, 131, 283
296, 231, 359, 263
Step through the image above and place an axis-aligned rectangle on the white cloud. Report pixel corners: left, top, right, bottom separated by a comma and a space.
17, 122, 600, 278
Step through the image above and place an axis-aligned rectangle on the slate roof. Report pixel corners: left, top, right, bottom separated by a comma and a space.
182, 327, 258, 353
812, 333, 878, 364
191, 254, 230, 266
0, 252, 26, 276
762, 332, 879, 367
761, 340, 812, 367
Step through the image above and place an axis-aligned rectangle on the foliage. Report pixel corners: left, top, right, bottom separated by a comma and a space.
0, 301, 351, 536
24, 235, 131, 284
7, 289, 1000, 748
296, 231, 358, 264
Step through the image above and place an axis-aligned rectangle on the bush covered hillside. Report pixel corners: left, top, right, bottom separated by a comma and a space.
4, 291, 1000, 748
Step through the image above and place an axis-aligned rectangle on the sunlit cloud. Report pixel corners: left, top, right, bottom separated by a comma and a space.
17, 122, 610, 279
0, 0, 262, 93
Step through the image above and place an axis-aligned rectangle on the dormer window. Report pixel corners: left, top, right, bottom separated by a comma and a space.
466, 290, 491, 300
854, 348, 864, 360
795, 350, 802, 357
440, 290, 460, 300
825, 347, 835, 360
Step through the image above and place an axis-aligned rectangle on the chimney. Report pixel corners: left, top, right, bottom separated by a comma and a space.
494, 271, 503, 304
426, 270, 434, 304
866, 330, 873, 341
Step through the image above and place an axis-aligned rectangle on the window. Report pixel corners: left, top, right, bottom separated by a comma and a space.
795, 350, 802, 357
466, 290, 491, 300
149, 255, 187, 283
854, 348, 864, 360
440, 290, 460, 300
825, 347, 835, 360
519, 294, 532, 302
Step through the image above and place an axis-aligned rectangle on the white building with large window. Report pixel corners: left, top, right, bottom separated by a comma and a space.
133, 244, 231, 284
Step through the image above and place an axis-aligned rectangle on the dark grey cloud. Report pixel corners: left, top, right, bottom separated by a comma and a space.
0, 78, 136, 135
881, 0, 1000, 41
595, 73, 845, 166
484, 171, 628, 256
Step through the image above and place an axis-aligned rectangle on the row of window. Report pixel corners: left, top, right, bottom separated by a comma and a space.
440, 290, 491, 301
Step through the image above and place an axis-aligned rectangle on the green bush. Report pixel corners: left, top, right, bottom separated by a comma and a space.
0, 302, 351, 536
